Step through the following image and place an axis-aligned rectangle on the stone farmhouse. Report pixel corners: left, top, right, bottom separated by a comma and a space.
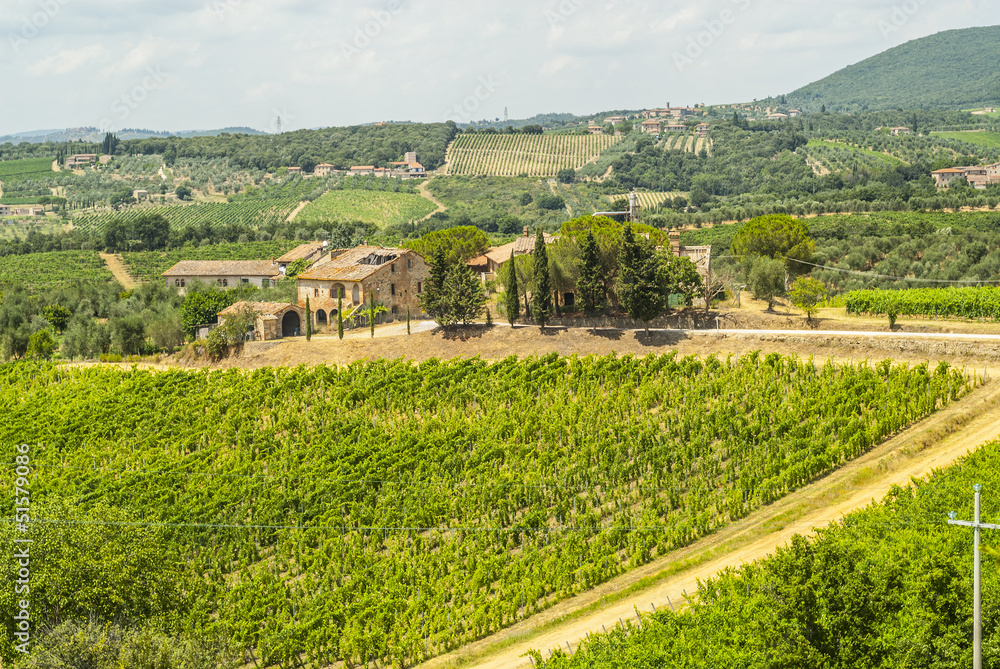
315, 163, 336, 176
350, 166, 392, 177
668, 231, 711, 280
65, 153, 98, 168
218, 301, 306, 340
162, 260, 280, 293
287, 166, 302, 175
640, 120, 662, 134
468, 227, 555, 280
296, 245, 429, 326
889, 127, 911, 136
276, 242, 328, 275
931, 163, 1000, 189
0, 205, 44, 217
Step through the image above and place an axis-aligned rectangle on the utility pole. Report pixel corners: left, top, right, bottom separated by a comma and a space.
947, 483, 1000, 669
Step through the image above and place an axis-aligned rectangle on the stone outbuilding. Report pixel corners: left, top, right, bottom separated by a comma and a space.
217, 301, 306, 340
296, 245, 430, 326
162, 260, 281, 293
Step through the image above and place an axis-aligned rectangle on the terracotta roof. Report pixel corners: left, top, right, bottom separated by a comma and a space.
316, 163, 335, 167
219, 301, 297, 317
932, 168, 965, 174
277, 242, 326, 263
297, 245, 412, 282
162, 260, 280, 277
483, 233, 555, 264
351, 165, 375, 170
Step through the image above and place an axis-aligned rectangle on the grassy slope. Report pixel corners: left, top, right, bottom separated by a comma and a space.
934, 130, 1000, 149
121, 240, 301, 282
787, 26, 1000, 112
295, 189, 437, 228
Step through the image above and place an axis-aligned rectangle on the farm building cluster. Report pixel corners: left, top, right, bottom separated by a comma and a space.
931, 162, 1000, 189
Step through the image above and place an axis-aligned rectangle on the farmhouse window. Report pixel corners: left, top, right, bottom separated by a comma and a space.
417, 282, 422, 294
241, 278, 249, 285
407, 258, 412, 269
314, 288, 319, 298
391, 263, 396, 273
391, 284, 396, 296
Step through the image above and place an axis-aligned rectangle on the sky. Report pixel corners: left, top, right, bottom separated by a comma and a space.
2, 0, 998, 135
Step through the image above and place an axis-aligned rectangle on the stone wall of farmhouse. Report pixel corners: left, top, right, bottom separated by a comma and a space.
297, 253, 430, 321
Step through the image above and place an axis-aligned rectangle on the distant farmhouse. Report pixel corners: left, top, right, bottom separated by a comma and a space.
315, 163, 337, 176
350, 166, 392, 177
641, 103, 699, 120
0, 205, 44, 217
65, 153, 98, 168
162, 260, 281, 293
640, 120, 662, 134
389, 152, 426, 179
931, 163, 1000, 189
889, 126, 911, 136
296, 245, 429, 326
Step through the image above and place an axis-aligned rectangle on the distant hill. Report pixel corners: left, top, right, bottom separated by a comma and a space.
785, 25, 1000, 112
0, 126, 265, 145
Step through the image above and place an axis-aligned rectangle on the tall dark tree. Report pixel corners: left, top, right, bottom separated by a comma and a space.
576, 231, 605, 316
102, 132, 119, 156
444, 265, 486, 326
305, 296, 312, 341
419, 245, 449, 324
504, 250, 520, 327
531, 230, 552, 328
337, 295, 344, 340
617, 224, 662, 334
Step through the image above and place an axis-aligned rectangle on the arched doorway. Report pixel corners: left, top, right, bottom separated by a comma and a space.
316, 309, 327, 325
352, 284, 360, 303
333, 284, 347, 299
281, 311, 300, 337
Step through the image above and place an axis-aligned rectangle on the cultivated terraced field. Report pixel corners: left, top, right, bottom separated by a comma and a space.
0, 157, 55, 182
660, 134, 711, 154
446, 134, 623, 177
0, 250, 113, 287
70, 200, 301, 233
606, 191, 685, 209
295, 190, 437, 228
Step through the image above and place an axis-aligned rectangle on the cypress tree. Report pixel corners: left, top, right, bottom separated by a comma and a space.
444, 265, 486, 326
504, 250, 520, 327
531, 229, 551, 329
304, 297, 312, 341
406, 305, 411, 335
577, 230, 605, 316
617, 224, 662, 335
485, 307, 492, 326
337, 295, 344, 340
369, 294, 376, 338
419, 245, 450, 325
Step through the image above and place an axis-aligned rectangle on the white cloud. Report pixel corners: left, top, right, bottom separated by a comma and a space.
27, 44, 108, 76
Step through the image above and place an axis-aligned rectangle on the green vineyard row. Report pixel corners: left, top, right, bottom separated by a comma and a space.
845, 286, 1000, 320
71, 200, 301, 233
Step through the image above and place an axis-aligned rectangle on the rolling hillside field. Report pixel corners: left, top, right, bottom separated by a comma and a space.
0, 250, 113, 286
933, 130, 1000, 149
71, 200, 301, 233
445, 134, 623, 177
0, 355, 970, 668
295, 189, 437, 228
607, 191, 685, 210
0, 157, 55, 182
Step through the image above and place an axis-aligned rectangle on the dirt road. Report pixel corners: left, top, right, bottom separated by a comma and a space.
286, 201, 308, 222
99, 252, 138, 289
418, 377, 1000, 669
416, 180, 446, 222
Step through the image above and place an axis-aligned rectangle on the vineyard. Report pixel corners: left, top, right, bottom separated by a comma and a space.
121, 240, 302, 282
0, 354, 971, 668
0, 157, 54, 183
536, 437, 1000, 667
845, 286, 1000, 320
296, 190, 437, 228
445, 134, 623, 177
71, 200, 300, 233
607, 192, 685, 210
659, 134, 710, 155
933, 130, 1000, 149
0, 250, 113, 287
